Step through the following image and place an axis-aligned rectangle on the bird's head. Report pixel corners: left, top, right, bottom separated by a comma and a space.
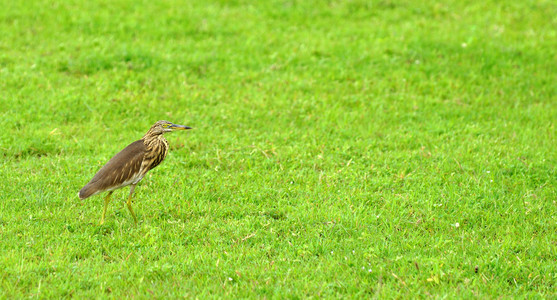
147, 120, 192, 135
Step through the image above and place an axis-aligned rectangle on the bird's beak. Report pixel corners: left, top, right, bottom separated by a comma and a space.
169, 124, 192, 130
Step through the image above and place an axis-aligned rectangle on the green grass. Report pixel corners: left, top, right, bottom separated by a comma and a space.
1, 0, 556, 297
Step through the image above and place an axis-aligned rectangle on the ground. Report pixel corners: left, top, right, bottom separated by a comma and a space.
0, 0, 556, 298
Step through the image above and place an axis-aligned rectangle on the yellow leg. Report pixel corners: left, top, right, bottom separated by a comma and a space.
126, 184, 138, 224
100, 191, 113, 225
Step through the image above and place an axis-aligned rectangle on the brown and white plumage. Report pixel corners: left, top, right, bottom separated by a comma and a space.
79, 120, 192, 224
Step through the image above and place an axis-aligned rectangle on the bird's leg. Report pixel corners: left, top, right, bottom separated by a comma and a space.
126, 184, 138, 224
100, 191, 114, 225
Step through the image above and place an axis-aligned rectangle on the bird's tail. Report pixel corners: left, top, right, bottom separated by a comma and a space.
78, 184, 95, 200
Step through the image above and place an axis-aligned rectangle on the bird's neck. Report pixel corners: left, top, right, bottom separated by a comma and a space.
143, 134, 167, 149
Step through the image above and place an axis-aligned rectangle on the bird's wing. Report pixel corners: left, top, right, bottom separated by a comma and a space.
79, 140, 146, 199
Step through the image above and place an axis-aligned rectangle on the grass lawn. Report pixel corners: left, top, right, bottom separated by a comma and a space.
1, 0, 556, 297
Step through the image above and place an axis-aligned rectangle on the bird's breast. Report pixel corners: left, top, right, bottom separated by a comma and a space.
142, 136, 169, 172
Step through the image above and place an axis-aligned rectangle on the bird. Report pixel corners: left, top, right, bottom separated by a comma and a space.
78, 120, 192, 224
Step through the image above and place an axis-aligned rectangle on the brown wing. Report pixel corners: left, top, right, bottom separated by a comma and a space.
79, 140, 146, 199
